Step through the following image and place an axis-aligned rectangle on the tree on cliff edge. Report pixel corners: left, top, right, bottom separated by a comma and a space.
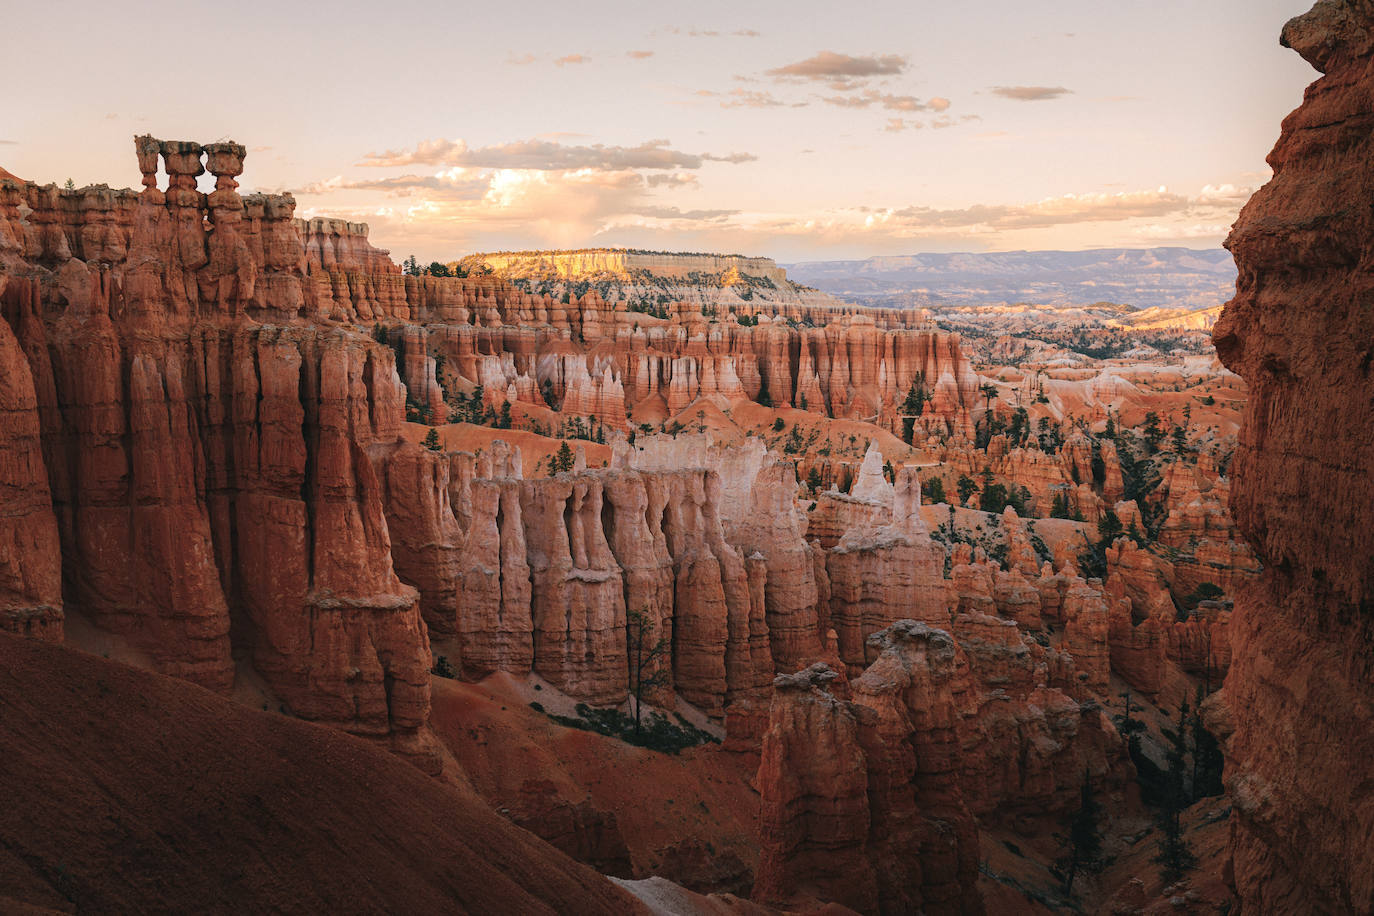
626, 608, 670, 740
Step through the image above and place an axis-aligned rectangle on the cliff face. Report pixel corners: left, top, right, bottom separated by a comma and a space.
755, 633, 985, 916
0, 140, 438, 770
1211, 3, 1374, 910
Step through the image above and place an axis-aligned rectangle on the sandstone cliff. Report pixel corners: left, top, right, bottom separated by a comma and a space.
1211, 3, 1374, 910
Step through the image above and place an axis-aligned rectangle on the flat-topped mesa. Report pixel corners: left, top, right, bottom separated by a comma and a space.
468, 248, 790, 285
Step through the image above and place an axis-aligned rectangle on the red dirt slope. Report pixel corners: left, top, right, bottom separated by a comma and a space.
0, 632, 646, 915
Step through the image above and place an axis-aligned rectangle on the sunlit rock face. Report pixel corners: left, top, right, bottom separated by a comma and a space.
1211, 3, 1374, 910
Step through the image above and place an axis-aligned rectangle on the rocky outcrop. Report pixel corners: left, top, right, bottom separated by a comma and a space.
0, 292, 62, 640
952, 609, 1127, 820
753, 663, 877, 912
0, 139, 440, 771
826, 465, 949, 673
756, 625, 986, 915
851, 622, 984, 915
1154, 455, 1261, 597
1211, 5, 1374, 910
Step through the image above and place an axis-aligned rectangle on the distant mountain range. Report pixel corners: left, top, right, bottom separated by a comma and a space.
784, 247, 1237, 312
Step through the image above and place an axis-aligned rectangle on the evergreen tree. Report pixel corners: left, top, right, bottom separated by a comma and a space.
806, 467, 823, 493
922, 476, 946, 505
626, 608, 671, 739
1155, 700, 1197, 883
1143, 411, 1165, 453
957, 475, 978, 505
1056, 769, 1104, 894
548, 441, 575, 477
422, 428, 442, 451
498, 401, 513, 429
1190, 685, 1225, 798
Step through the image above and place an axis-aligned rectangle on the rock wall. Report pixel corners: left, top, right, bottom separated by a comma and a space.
755, 629, 985, 915
1211, 4, 1374, 911
0, 139, 439, 770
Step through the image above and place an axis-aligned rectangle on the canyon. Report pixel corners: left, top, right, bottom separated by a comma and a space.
1, 3, 1371, 910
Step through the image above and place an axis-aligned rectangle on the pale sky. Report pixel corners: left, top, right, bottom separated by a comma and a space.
3, 0, 1317, 262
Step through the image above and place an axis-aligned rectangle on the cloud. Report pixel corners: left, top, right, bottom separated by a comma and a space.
884, 118, 921, 132
703, 151, 758, 164
627, 50, 655, 59
665, 27, 762, 38
820, 90, 950, 113
630, 205, 740, 221
991, 85, 1072, 101
645, 172, 699, 188
555, 54, 590, 66
697, 88, 800, 109
0, 140, 17, 145
297, 170, 490, 200
505, 53, 537, 65
357, 138, 755, 171
765, 51, 907, 85
883, 187, 1210, 231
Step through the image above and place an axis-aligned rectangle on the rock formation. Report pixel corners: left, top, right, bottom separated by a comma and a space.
756, 626, 986, 915
753, 663, 877, 912
1211, 5, 1374, 910
826, 465, 948, 672
1, 139, 440, 770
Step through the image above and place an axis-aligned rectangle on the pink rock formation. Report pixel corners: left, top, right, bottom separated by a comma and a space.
850, 621, 984, 914
0, 288, 62, 640
0, 139, 438, 771
826, 467, 948, 673
753, 663, 877, 912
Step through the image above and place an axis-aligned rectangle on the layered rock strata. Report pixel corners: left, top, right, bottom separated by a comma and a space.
1211, 4, 1374, 911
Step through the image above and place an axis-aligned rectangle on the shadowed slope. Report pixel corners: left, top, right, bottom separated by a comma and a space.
0, 632, 645, 915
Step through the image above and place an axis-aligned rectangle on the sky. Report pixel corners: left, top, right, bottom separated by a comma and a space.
2, 0, 1318, 262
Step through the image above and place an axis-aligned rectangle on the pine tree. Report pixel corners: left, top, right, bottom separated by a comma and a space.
1155, 700, 1197, 883
1190, 685, 1225, 798
1056, 769, 1104, 894
1143, 411, 1165, 453
422, 428, 442, 451
548, 441, 574, 477
626, 608, 671, 739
